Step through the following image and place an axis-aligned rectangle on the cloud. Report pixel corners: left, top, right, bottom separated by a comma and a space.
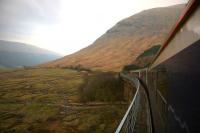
0, 0, 188, 54
0, 0, 61, 39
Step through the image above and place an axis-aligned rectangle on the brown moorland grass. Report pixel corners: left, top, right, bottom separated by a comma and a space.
0, 68, 127, 133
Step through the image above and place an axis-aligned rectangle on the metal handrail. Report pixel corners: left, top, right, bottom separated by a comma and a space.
115, 73, 140, 133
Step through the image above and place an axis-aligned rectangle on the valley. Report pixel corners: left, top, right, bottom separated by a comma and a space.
0, 68, 127, 133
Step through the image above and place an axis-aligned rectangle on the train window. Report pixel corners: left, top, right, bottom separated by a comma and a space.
156, 66, 169, 99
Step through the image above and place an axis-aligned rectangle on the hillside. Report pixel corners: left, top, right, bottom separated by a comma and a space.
0, 40, 62, 67
133, 45, 161, 67
40, 4, 184, 71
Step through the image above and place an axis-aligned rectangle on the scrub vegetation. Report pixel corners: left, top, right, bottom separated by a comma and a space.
0, 68, 127, 133
79, 72, 124, 102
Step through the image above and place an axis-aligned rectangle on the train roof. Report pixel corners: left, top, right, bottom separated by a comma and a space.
150, 0, 199, 68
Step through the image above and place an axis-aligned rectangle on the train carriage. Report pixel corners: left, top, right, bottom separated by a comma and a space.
148, 0, 200, 132
117, 0, 200, 133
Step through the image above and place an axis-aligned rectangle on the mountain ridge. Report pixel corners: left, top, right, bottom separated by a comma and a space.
0, 40, 62, 67
40, 4, 185, 71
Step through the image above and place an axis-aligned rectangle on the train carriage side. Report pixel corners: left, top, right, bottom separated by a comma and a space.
146, 1, 200, 133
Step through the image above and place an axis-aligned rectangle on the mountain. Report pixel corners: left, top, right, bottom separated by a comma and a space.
0, 40, 62, 67
40, 4, 184, 71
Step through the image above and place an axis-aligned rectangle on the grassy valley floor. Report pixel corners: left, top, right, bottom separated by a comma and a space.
0, 68, 127, 133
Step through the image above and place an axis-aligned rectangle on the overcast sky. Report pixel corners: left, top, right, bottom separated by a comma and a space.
0, 0, 188, 55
